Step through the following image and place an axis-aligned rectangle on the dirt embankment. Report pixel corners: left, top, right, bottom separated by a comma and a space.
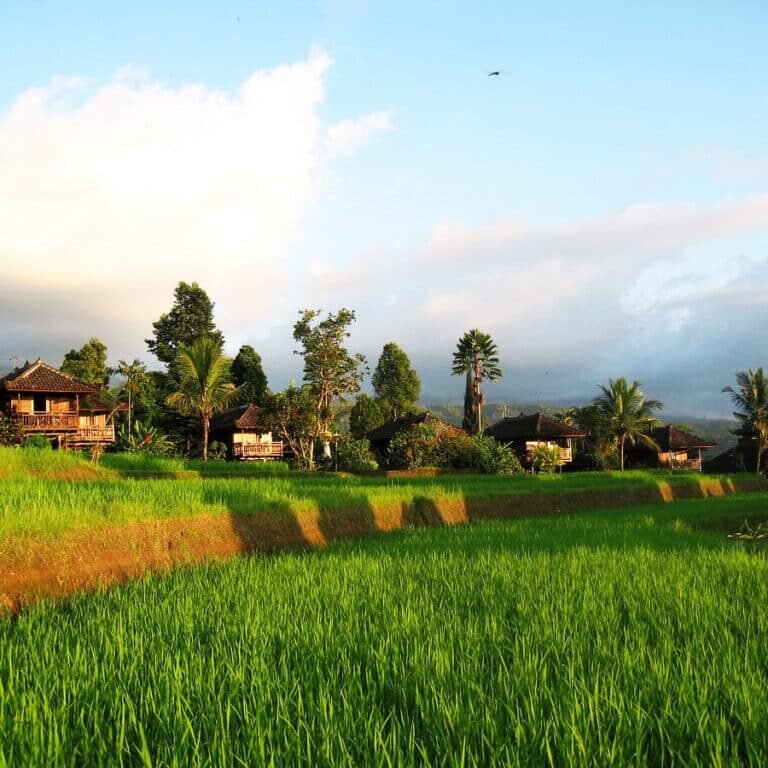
1, 476, 764, 613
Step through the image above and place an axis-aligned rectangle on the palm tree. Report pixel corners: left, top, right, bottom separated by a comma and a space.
166, 337, 238, 461
723, 368, 768, 475
592, 377, 663, 471
452, 329, 502, 434
115, 359, 146, 435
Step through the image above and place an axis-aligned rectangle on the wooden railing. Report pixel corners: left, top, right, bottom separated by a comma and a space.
74, 426, 115, 442
659, 457, 702, 471
21, 412, 79, 430
232, 442, 284, 459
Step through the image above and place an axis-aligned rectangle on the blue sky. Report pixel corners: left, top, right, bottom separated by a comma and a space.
2, 2, 768, 415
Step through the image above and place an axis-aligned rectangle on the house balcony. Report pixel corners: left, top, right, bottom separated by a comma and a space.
21, 412, 79, 431
232, 441, 284, 460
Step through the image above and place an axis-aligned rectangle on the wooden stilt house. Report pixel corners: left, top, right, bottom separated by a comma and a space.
0, 359, 121, 449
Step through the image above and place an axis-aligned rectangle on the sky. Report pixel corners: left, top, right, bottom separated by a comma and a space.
1, 1, 767, 416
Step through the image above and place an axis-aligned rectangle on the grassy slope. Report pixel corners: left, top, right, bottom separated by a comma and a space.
1, 497, 767, 766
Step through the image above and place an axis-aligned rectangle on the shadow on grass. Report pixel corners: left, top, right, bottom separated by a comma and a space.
193, 473, 768, 561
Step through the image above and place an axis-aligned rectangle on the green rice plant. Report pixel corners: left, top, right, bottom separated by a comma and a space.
1, 499, 768, 766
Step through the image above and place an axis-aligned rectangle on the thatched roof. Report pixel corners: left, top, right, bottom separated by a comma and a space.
0, 359, 97, 394
210, 404, 267, 431
649, 426, 716, 452
484, 413, 586, 442
367, 412, 462, 442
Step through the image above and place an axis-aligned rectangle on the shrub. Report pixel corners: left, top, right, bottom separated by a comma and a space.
335, 434, 379, 472
208, 441, 227, 461
532, 444, 560, 474
387, 423, 442, 469
0, 412, 23, 447
22, 435, 53, 450
444, 434, 523, 475
117, 419, 176, 455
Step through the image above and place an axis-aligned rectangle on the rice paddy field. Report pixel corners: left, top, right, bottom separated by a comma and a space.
2, 488, 768, 766
2, 447, 768, 765
0, 447, 761, 540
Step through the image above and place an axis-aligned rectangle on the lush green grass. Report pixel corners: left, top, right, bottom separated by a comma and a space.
1, 497, 767, 766
99, 452, 291, 476
0, 462, 755, 540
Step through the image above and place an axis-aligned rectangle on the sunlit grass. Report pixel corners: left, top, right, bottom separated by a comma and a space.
2, 499, 768, 766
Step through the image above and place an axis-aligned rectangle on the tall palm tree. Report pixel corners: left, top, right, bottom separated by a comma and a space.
592, 377, 663, 471
166, 337, 238, 461
452, 329, 502, 434
115, 359, 146, 435
723, 368, 768, 475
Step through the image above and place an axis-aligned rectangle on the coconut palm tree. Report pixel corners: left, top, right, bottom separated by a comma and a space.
115, 358, 146, 435
452, 329, 502, 434
592, 377, 663, 471
166, 337, 238, 461
723, 368, 768, 475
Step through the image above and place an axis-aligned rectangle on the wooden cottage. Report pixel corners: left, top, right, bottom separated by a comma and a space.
209, 404, 283, 460
484, 412, 586, 469
0, 359, 121, 449
628, 426, 715, 471
366, 412, 463, 456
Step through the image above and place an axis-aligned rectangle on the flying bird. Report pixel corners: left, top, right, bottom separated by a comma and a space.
487, 70, 501, 76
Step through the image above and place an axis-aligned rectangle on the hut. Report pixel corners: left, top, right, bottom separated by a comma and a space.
208, 404, 283, 460
483, 412, 586, 469
0, 359, 120, 449
627, 426, 715, 471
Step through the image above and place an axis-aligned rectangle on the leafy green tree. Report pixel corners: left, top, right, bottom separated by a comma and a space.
262, 385, 318, 470
371, 343, 421, 419
61, 338, 110, 387
231, 345, 269, 405
293, 308, 367, 468
114, 359, 148, 435
723, 368, 768, 475
165, 337, 238, 461
592, 377, 663, 471
451, 329, 502, 434
349, 394, 386, 439
146, 281, 224, 365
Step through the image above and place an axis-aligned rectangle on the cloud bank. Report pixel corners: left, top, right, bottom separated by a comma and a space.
0, 52, 391, 359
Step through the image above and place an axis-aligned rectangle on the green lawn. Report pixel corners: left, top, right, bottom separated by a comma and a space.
1, 496, 767, 766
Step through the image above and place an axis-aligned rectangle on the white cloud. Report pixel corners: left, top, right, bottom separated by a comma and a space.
326, 110, 394, 156
0, 52, 392, 362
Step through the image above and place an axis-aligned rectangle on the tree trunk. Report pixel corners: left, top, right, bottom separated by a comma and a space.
620, 435, 625, 471
757, 441, 763, 476
202, 415, 209, 461
474, 353, 483, 435
127, 389, 132, 435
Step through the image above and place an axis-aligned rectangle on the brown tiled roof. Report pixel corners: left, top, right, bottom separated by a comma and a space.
0, 360, 97, 394
367, 412, 462, 442
210, 404, 267, 431
484, 413, 587, 442
649, 426, 716, 452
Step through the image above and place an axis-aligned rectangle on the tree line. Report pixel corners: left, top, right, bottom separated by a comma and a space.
5, 279, 767, 473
